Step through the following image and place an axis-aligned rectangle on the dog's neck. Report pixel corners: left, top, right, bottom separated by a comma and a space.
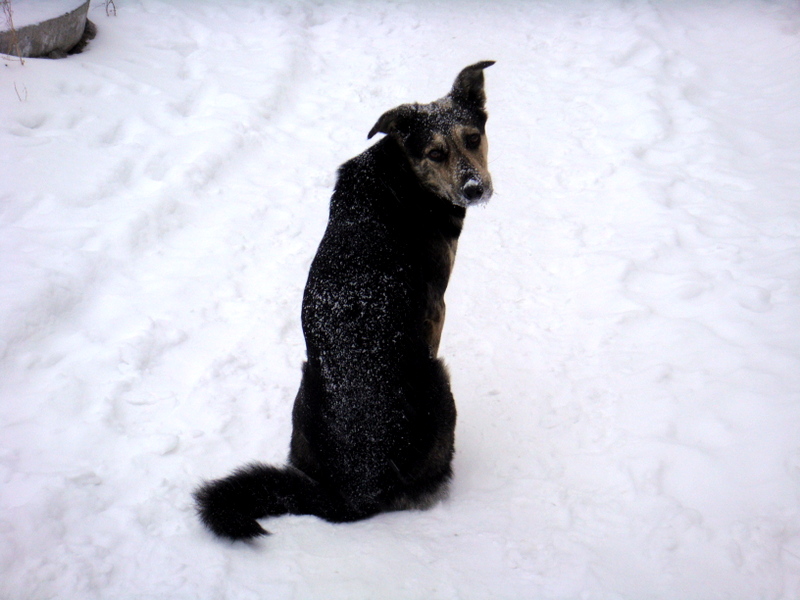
376, 136, 466, 231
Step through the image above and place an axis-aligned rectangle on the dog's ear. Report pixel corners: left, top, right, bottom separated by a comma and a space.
449, 60, 495, 110
367, 104, 417, 139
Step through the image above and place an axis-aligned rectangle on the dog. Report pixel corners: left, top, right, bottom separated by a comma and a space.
194, 61, 494, 540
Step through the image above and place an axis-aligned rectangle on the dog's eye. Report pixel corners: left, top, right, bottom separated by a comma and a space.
427, 148, 447, 162
465, 133, 481, 150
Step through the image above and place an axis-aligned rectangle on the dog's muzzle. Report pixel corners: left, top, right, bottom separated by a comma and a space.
459, 177, 493, 207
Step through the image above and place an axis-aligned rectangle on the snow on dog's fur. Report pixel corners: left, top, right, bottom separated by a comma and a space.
194, 62, 494, 541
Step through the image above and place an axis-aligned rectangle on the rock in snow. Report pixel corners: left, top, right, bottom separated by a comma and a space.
1, 1, 799, 599
0, 0, 91, 58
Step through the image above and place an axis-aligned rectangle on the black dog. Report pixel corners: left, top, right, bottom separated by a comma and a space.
194, 61, 494, 540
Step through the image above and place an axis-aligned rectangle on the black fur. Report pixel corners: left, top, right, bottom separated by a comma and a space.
194, 62, 494, 540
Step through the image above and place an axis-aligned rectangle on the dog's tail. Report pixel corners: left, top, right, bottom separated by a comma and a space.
193, 463, 339, 540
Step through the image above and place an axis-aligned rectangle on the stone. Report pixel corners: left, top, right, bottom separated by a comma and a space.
0, 0, 92, 59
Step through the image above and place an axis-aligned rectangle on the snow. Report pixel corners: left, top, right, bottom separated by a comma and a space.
1, 0, 799, 598
1, 0, 88, 31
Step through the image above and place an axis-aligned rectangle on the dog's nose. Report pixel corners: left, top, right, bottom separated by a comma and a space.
462, 181, 484, 202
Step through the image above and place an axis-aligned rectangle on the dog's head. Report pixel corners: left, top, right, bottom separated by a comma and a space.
368, 61, 494, 208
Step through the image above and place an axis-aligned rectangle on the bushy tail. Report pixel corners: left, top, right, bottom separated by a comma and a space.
193, 463, 334, 540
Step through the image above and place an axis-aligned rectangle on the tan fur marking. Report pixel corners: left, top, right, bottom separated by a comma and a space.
424, 236, 459, 356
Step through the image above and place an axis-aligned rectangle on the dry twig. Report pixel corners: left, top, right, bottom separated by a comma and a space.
1, 0, 25, 64
13, 80, 27, 101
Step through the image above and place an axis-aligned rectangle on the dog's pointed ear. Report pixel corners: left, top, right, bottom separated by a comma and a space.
367, 104, 415, 139
449, 60, 495, 110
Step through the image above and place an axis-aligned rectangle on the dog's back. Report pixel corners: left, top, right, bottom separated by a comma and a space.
291, 135, 465, 516
194, 62, 494, 540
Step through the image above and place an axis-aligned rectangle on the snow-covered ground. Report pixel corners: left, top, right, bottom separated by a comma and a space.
2, 1, 799, 598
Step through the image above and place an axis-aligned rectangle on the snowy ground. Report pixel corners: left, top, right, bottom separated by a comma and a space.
2, 1, 800, 598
